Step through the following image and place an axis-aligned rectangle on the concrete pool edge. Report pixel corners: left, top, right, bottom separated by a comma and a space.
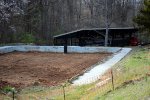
72, 48, 132, 85
0, 46, 121, 53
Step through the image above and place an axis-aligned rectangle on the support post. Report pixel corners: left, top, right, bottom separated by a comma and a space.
64, 39, 67, 54
70, 38, 72, 46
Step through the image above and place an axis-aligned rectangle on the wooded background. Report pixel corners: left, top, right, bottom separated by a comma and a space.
0, 0, 143, 44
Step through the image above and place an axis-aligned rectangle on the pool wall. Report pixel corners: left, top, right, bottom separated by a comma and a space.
0, 46, 121, 54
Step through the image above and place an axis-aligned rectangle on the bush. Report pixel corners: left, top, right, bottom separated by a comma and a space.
34, 38, 47, 45
20, 33, 35, 43
1, 86, 16, 94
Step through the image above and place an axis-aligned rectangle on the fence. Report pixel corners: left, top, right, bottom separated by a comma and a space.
1, 66, 149, 100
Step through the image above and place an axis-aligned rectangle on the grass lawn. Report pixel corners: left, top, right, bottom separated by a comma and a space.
95, 77, 150, 100
93, 46, 150, 100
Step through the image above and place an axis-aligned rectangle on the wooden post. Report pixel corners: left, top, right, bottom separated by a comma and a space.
111, 33, 114, 46
122, 33, 125, 46
145, 73, 148, 82
12, 91, 15, 100
64, 39, 67, 54
70, 38, 72, 46
111, 69, 115, 91
53, 39, 56, 46
62, 85, 66, 100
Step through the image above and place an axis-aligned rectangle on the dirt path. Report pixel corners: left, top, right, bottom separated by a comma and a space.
0, 52, 111, 88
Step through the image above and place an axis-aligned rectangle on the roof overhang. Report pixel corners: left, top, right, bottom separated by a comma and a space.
53, 27, 138, 39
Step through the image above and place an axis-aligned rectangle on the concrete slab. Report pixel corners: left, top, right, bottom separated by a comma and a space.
72, 48, 132, 85
0, 46, 15, 54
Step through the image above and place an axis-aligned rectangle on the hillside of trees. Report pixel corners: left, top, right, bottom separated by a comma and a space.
0, 0, 144, 44
134, 0, 150, 32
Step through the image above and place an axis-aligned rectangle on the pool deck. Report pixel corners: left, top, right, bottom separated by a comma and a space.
72, 48, 132, 85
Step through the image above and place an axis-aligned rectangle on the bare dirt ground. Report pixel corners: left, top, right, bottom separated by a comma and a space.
0, 52, 111, 88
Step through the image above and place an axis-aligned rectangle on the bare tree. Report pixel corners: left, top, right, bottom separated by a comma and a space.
0, 0, 24, 43
0, 0, 142, 44
83, 0, 138, 46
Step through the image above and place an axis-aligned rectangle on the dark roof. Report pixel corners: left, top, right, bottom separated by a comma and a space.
53, 27, 138, 39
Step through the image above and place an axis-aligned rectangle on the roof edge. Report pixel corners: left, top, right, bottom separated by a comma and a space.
53, 27, 138, 38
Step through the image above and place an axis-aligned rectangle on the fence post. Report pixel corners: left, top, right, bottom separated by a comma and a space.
62, 85, 66, 100
111, 69, 115, 91
12, 90, 15, 100
145, 73, 148, 82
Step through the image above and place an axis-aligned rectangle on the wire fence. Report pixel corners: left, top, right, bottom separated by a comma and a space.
0, 66, 149, 100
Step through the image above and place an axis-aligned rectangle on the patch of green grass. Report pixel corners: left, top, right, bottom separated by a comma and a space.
93, 47, 150, 100
1, 86, 15, 94
52, 84, 94, 100
0, 94, 12, 100
95, 77, 150, 100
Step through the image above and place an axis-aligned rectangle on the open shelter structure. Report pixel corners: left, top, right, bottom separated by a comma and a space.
53, 27, 138, 47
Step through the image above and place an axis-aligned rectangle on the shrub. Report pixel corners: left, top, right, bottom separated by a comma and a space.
20, 33, 35, 43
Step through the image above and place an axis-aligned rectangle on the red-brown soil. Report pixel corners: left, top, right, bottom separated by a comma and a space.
0, 52, 111, 88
